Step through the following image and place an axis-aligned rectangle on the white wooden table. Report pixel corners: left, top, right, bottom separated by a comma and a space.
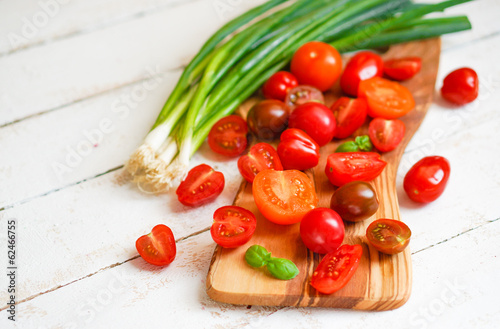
0, 0, 499, 328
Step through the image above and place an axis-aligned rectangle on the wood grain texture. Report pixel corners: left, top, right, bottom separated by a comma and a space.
206, 38, 441, 310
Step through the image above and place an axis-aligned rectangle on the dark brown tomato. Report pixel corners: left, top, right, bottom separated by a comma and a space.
247, 100, 289, 140
330, 181, 379, 222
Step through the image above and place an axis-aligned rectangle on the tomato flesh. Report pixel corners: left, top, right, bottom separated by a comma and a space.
277, 129, 320, 171
176, 164, 225, 207
366, 219, 411, 254
262, 71, 299, 101
384, 57, 422, 81
210, 206, 257, 248
403, 156, 450, 203
368, 118, 406, 153
300, 208, 344, 254
288, 102, 337, 146
325, 152, 387, 187
330, 181, 379, 222
238, 143, 283, 183
331, 97, 368, 139
136, 224, 176, 266
208, 115, 248, 157
285, 85, 325, 112
441, 67, 479, 105
340, 51, 384, 96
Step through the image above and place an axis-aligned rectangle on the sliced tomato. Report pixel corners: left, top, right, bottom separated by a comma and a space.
325, 152, 387, 187
284, 85, 325, 112
340, 51, 384, 96
311, 244, 362, 294
176, 164, 225, 207
208, 115, 248, 157
368, 118, 406, 152
136, 224, 176, 266
366, 219, 411, 254
253, 169, 318, 225
237, 143, 283, 183
210, 206, 257, 248
359, 77, 415, 119
331, 97, 368, 139
384, 57, 422, 81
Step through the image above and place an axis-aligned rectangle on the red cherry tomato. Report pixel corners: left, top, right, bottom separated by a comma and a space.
285, 85, 325, 112
368, 118, 406, 152
384, 57, 422, 81
253, 169, 318, 225
247, 100, 289, 140
331, 97, 368, 139
288, 102, 336, 146
208, 115, 248, 157
277, 129, 319, 171
359, 77, 415, 119
325, 152, 387, 187
176, 164, 225, 207
300, 208, 345, 254
366, 219, 411, 254
403, 156, 450, 203
340, 51, 384, 96
311, 244, 362, 294
441, 67, 479, 105
136, 224, 176, 266
291, 42, 343, 92
210, 206, 257, 248
262, 71, 299, 101
237, 143, 283, 183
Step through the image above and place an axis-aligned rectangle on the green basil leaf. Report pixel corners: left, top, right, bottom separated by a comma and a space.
355, 135, 373, 152
266, 258, 299, 280
245, 245, 271, 268
335, 141, 359, 153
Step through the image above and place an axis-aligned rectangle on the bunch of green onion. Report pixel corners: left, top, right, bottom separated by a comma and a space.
126, 0, 472, 193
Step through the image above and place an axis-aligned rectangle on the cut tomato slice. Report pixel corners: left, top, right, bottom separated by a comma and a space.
384, 57, 422, 81
325, 152, 387, 187
331, 97, 368, 139
210, 206, 257, 248
366, 219, 411, 254
368, 118, 406, 152
176, 164, 225, 207
136, 224, 176, 266
208, 115, 248, 157
237, 143, 283, 183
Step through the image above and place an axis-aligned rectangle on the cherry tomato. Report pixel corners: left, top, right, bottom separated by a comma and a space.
136, 224, 176, 266
311, 244, 362, 294
277, 129, 320, 171
368, 118, 406, 153
238, 143, 283, 183
253, 169, 318, 225
285, 85, 325, 112
300, 208, 344, 254
384, 57, 422, 81
366, 219, 411, 254
210, 206, 257, 248
359, 77, 415, 119
262, 71, 299, 101
325, 152, 387, 187
291, 41, 343, 92
403, 156, 450, 203
330, 181, 379, 222
176, 164, 224, 207
247, 100, 289, 140
441, 67, 479, 105
340, 51, 384, 96
208, 115, 248, 157
331, 97, 368, 139
288, 102, 336, 146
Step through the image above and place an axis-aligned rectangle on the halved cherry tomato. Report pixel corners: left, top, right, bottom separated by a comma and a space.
403, 156, 450, 203
247, 100, 289, 140
238, 143, 283, 183
291, 42, 343, 92
277, 129, 320, 171
253, 169, 318, 225
331, 97, 368, 139
340, 51, 384, 96
288, 102, 336, 146
325, 152, 387, 187
210, 206, 257, 248
359, 77, 415, 119
311, 244, 362, 294
330, 181, 379, 222
368, 118, 406, 152
208, 115, 248, 157
262, 71, 299, 101
441, 67, 479, 105
384, 57, 422, 81
285, 85, 325, 112
300, 208, 344, 254
366, 219, 411, 254
176, 164, 225, 207
136, 224, 176, 266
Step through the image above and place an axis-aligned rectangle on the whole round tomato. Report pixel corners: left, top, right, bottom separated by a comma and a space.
237, 143, 283, 183
291, 42, 343, 92
441, 67, 479, 105
262, 71, 299, 101
253, 169, 318, 225
210, 206, 257, 248
384, 57, 422, 81
136, 224, 176, 266
208, 115, 248, 157
176, 164, 225, 207
331, 97, 368, 139
300, 208, 344, 254
288, 102, 336, 146
340, 51, 384, 96
247, 100, 289, 140
403, 156, 450, 203
368, 118, 406, 153
277, 129, 320, 171
366, 219, 411, 254
285, 85, 325, 112
325, 152, 387, 187
330, 181, 379, 222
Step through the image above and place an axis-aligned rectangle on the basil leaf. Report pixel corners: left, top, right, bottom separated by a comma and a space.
355, 135, 373, 152
266, 258, 299, 280
335, 141, 359, 153
245, 245, 271, 268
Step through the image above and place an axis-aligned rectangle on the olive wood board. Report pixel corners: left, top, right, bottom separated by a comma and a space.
206, 38, 441, 310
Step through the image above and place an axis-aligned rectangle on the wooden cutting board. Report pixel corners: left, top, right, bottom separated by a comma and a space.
206, 38, 441, 310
